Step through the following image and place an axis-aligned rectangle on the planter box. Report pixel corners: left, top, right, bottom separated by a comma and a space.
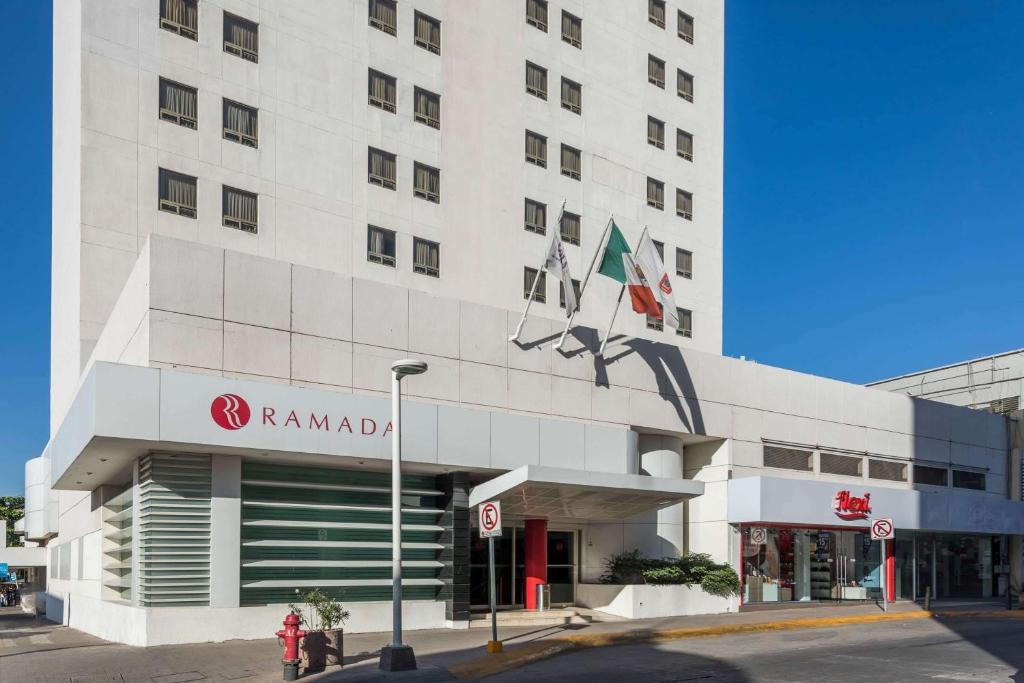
576, 583, 737, 620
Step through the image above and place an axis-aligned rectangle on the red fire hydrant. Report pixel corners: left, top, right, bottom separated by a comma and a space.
276, 612, 306, 681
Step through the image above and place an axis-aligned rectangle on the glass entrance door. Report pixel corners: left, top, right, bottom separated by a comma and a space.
547, 531, 576, 605
472, 526, 579, 608
470, 531, 515, 607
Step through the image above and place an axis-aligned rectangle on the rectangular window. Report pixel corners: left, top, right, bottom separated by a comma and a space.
560, 144, 581, 180
820, 452, 863, 477
560, 211, 581, 245
367, 225, 397, 267
649, 0, 666, 28
560, 278, 581, 309
526, 62, 548, 99
222, 186, 258, 234
161, 0, 198, 40
368, 69, 397, 113
525, 198, 546, 234
677, 129, 694, 161
413, 162, 440, 203
414, 87, 441, 129
561, 78, 582, 114
223, 12, 258, 62
677, 189, 693, 220
159, 78, 197, 129
648, 55, 665, 88
158, 168, 197, 218
677, 308, 693, 337
413, 238, 440, 277
678, 69, 695, 102
868, 459, 908, 482
369, 0, 397, 35
561, 10, 582, 48
523, 267, 546, 303
647, 116, 665, 149
678, 10, 695, 43
676, 248, 693, 279
647, 177, 664, 210
368, 147, 397, 190
646, 312, 663, 331
764, 445, 812, 471
414, 11, 441, 54
526, 130, 547, 167
653, 240, 664, 260
953, 470, 986, 491
914, 465, 948, 487
526, 0, 548, 31
223, 99, 258, 148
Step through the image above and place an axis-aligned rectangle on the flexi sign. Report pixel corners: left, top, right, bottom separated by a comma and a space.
833, 490, 872, 520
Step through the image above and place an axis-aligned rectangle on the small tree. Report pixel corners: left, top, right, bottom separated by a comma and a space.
0, 497, 25, 548
289, 588, 350, 631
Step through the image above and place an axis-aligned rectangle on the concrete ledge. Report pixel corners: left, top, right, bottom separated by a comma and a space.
576, 583, 736, 619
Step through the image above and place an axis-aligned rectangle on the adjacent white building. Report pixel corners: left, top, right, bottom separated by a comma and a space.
7, 0, 1021, 646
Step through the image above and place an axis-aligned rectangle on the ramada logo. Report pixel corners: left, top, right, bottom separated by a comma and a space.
211, 393, 251, 430
658, 273, 672, 295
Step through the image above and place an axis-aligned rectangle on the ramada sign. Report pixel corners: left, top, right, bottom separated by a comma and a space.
833, 490, 872, 521
210, 393, 393, 437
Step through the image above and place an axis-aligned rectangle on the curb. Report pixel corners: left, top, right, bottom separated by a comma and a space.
446, 609, 1024, 681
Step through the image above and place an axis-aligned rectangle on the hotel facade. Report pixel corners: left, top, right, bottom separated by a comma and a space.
6, 0, 1022, 645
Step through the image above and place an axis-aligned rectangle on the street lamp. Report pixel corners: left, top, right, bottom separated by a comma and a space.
380, 359, 428, 672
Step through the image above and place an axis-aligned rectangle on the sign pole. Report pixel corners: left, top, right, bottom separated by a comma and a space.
881, 539, 888, 613
488, 536, 498, 648
479, 500, 504, 654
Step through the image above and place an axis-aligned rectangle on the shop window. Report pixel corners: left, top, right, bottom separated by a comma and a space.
952, 470, 986, 490
913, 464, 948, 487
820, 452, 862, 477
763, 445, 812, 471
868, 459, 907, 482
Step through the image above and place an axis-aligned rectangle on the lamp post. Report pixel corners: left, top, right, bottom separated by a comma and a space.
379, 359, 428, 672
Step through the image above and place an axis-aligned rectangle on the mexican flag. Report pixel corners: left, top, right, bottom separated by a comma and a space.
597, 222, 661, 319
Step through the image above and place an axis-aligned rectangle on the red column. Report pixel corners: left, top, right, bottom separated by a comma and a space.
524, 519, 548, 610
885, 539, 896, 603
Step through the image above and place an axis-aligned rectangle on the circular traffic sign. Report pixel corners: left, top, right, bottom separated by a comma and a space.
481, 502, 500, 532
749, 527, 767, 545
871, 518, 893, 539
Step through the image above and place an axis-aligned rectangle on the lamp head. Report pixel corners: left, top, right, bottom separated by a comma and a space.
391, 359, 428, 379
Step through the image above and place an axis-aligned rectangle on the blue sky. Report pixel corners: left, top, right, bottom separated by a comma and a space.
1, 2, 1023, 496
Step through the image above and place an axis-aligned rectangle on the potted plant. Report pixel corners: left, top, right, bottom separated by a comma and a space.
289, 589, 351, 671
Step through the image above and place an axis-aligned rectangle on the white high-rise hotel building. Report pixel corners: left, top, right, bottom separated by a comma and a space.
8, 0, 1021, 645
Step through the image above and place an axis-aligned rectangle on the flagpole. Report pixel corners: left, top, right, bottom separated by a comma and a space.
597, 225, 648, 356
509, 198, 567, 342
553, 213, 614, 351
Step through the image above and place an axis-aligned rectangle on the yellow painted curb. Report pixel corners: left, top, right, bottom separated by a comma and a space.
447, 609, 1024, 681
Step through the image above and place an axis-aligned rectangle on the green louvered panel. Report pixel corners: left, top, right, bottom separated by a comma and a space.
138, 454, 212, 606
240, 463, 446, 606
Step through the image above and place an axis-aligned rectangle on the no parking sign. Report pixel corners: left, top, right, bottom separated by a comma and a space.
479, 501, 502, 539
870, 518, 895, 541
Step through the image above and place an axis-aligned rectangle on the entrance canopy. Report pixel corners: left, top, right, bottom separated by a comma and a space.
468, 465, 704, 523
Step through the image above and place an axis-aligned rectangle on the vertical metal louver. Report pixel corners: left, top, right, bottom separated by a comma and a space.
138, 454, 211, 606
101, 487, 133, 602
819, 452, 863, 477
763, 445, 813, 471
868, 459, 908, 482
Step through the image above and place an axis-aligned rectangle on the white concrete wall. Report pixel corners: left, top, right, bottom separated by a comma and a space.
576, 583, 736, 619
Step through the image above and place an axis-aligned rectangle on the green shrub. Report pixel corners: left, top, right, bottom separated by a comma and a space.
700, 567, 740, 597
600, 549, 739, 597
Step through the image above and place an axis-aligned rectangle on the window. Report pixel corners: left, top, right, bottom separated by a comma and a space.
414, 11, 441, 54
676, 189, 693, 220
367, 225, 397, 267
161, 0, 197, 40
158, 169, 197, 218
525, 199, 546, 234
525, 130, 547, 167
649, 0, 666, 28
413, 87, 441, 129
678, 10, 695, 43
223, 12, 258, 62
868, 459, 908, 482
561, 78, 582, 114
677, 307, 693, 337
820, 452, 863, 477
677, 69, 694, 102
560, 211, 581, 245
368, 69, 397, 113
560, 144, 581, 180
647, 116, 665, 148
677, 129, 694, 161
764, 445, 812, 471
413, 238, 440, 277
652, 240, 664, 260
648, 55, 665, 88
159, 78, 197, 129
560, 278, 581, 309
676, 249, 692, 279
914, 465, 948, 487
526, 62, 548, 99
647, 177, 664, 210
368, 147, 397, 189
413, 162, 440, 203
526, 0, 548, 31
953, 470, 986, 491
222, 186, 258, 234
369, 0, 397, 35
646, 312, 663, 331
561, 10, 582, 48
223, 99, 258, 147
523, 267, 546, 303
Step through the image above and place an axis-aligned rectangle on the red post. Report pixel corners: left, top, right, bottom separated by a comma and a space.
885, 539, 896, 603
524, 519, 548, 610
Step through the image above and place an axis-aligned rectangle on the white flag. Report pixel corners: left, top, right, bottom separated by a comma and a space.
545, 232, 577, 316
635, 232, 678, 330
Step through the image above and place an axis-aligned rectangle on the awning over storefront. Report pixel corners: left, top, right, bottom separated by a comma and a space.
468, 465, 704, 523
